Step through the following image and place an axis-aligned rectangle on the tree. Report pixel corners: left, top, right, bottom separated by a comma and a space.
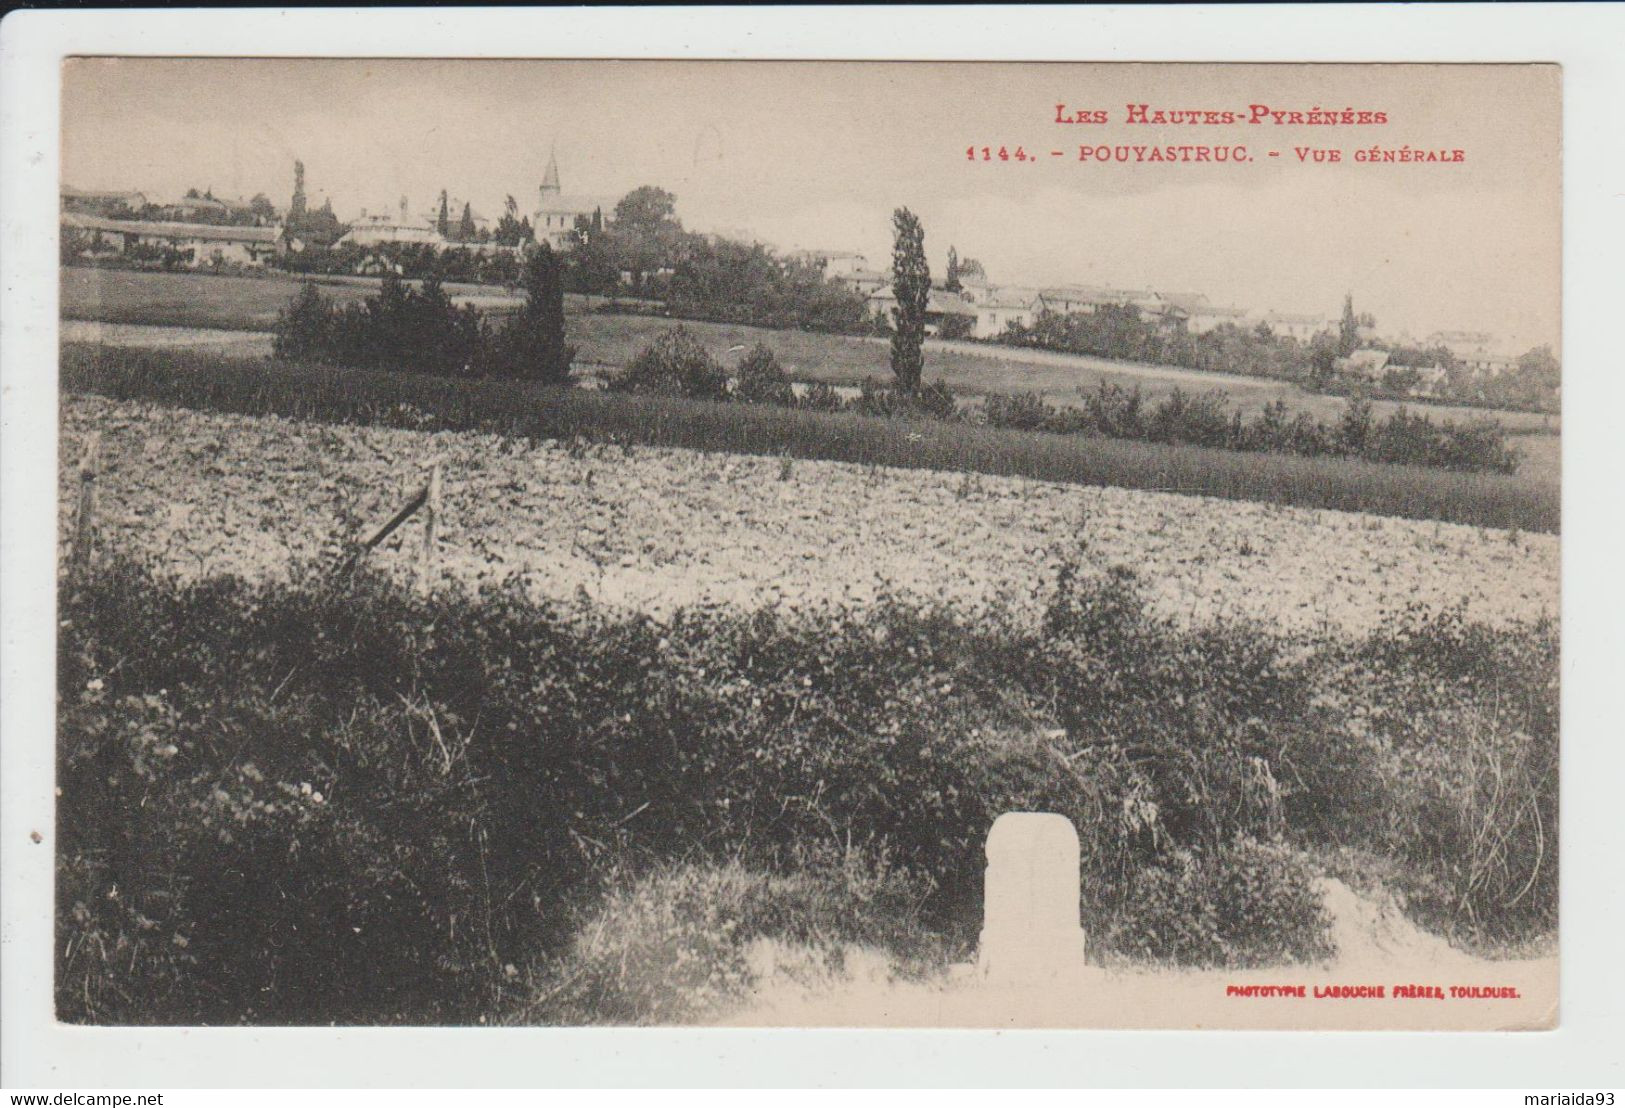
1338, 293, 1359, 356
437, 191, 450, 238
958, 256, 986, 282
458, 202, 476, 243
889, 207, 930, 392
249, 193, 276, 222
494, 196, 530, 247
608, 187, 684, 293
613, 186, 679, 233
492, 244, 574, 384
945, 246, 961, 292
289, 160, 308, 219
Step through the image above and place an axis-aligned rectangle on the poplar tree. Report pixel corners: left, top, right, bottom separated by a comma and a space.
890, 207, 930, 392
1339, 293, 1359, 356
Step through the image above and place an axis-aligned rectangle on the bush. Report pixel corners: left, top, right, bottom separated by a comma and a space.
610, 326, 730, 401
981, 391, 1055, 433
731, 343, 796, 406
797, 381, 846, 413
1322, 603, 1559, 944
1109, 838, 1334, 968
516, 849, 938, 1025
852, 378, 960, 421
271, 274, 486, 378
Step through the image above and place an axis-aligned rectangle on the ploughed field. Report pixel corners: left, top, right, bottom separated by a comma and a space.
62, 394, 1558, 638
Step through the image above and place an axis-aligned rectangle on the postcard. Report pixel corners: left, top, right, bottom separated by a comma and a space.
42, 55, 1564, 1034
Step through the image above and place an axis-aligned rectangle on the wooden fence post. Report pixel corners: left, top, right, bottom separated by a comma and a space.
70, 432, 102, 582
417, 460, 442, 593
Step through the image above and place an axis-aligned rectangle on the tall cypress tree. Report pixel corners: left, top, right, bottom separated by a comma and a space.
945, 245, 961, 292
437, 190, 450, 238
1339, 292, 1359, 356
502, 244, 574, 385
458, 202, 477, 243
890, 207, 930, 392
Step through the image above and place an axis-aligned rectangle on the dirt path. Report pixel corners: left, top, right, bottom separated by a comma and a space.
717, 879, 1556, 1030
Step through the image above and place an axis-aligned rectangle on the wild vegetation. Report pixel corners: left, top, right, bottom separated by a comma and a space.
61, 344, 1559, 532
56, 551, 1556, 1025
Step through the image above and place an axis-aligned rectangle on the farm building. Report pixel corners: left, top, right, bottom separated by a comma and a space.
61, 212, 284, 267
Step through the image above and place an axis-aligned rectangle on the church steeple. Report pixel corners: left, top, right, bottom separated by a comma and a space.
541, 146, 561, 197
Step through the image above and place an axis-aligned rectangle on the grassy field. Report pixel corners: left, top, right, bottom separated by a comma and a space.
60, 266, 1562, 436
61, 343, 1560, 532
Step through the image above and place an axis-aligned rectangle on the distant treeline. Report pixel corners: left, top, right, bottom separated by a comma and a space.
996, 306, 1560, 414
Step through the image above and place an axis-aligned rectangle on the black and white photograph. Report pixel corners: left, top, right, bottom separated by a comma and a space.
39, 55, 1564, 1033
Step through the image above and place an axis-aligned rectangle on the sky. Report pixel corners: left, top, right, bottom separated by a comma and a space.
62, 59, 1560, 351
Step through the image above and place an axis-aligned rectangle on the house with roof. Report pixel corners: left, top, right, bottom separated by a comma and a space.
338, 197, 442, 248
62, 212, 284, 267
867, 285, 1039, 339
832, 268, 893, 298
1259, 311, 1333, 342
61, 185, 149, 216
788, 249, 870, 278
969, 291, 1042, 338
1425, 331, 1518, 378
1037, 285, 1153, 319
1335, 349, 1391, 381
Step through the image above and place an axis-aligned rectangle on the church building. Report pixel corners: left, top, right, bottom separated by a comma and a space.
532, 149, 602, 252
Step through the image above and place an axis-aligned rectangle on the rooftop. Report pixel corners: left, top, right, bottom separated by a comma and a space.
62, 212, 282, 244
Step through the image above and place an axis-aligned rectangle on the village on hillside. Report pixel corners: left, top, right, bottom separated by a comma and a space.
60, 152, 1556, 410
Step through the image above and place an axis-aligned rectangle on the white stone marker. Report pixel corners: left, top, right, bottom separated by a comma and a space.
978, 812, 1088, 984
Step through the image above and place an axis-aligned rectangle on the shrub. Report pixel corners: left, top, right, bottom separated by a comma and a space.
271, 281, 335, 363
515, 848, 938, 1025
731, 343, 796, 406
852, 378, 960, 422
982, 391, 1055, 432
610, 326, 729, 401
1108, 838, 1334, 968
1321, 603, 1559, 945
271, 273, 486, 378
797, 381, 846, 413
